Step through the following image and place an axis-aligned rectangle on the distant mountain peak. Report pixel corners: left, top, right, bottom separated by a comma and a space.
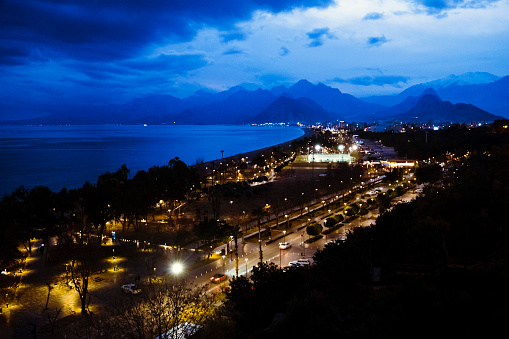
250, 95, 333, 124
192, 89, 213, 96
316, 82, 341, 93
227, 85, 247, 93
420, 88, 440, 98
289, 79, 315, 92
437, 72, 500, 87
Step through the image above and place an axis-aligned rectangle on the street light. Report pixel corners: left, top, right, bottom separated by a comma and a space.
171, 262, 184, 276
283, 230, 286, 243
222, 255, 226, 274
245, 258, 248, 276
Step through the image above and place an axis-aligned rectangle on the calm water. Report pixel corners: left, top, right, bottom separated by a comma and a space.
0, 125, 304, 196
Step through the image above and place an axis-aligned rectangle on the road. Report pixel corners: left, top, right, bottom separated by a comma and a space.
184, 181, 418, 294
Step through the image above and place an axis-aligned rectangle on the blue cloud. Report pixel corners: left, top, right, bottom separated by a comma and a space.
280, 46, 290, 56
332, 75, 409, 87
223, 48, 244, 55
221, 32, 247, 43
363, 12, 384, 20
122, 54, 208, 73
367, 35, 389, 47
410, 0, 500, 15
306, 27, 335, 47
0, 0, 335, 65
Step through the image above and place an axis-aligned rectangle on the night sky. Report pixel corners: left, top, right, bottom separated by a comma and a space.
1, 0, 508, 119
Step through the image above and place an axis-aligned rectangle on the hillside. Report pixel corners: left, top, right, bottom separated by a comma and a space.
393, 89, 503, 123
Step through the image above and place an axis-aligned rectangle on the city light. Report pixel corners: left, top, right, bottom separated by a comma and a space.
171, 262, 184, 275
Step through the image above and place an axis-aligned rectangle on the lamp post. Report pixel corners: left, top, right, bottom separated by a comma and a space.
283, 230, 286, 243
221, 150, 224, 184
222, 255, 226, 274
171, 261, 184, 286
229, 235, 234, 261
279, 247, 282, 267
245, 258, 248, 277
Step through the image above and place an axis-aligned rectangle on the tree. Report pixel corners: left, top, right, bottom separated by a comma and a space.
415, 163, 442, 184
1, 187, 31, 257
334, 214, 344, 223
384, 168, 404, 183
324, 217, 337, 229
0, 197, 23, 266
53, 277, 213, 338
64, 234, 101, 314
344, 203, 359, 216
26, 186, 58, 262
306, 222, 323, 237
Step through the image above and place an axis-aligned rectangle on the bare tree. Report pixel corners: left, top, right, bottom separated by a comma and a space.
64, 277, 214, 338
66, 235, 100, 315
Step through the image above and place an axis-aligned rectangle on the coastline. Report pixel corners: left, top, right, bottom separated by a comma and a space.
193, 126, 313, 170
0, 125, 309, 196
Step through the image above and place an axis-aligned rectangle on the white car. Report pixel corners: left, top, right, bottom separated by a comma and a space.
297, 258, 310, 265
279, 242, 291, 250
121, 283, 141, 294
289, 258, 310, 267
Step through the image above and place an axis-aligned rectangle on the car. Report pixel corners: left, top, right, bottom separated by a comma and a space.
297, 258, 310, 265
155, 322, 202, 339
279, 242, 291, 250
336, 235, 347, 243
210, 273, 227, 283
289, 258, 310, 267
121, 283, 141, 294
288, 261, 304, 268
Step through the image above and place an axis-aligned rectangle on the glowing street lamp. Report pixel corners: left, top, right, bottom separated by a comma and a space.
171, 262, 184, 276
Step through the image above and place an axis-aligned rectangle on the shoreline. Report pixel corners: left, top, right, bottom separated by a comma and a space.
0, 125, 311, 197
193, 126, 313, 170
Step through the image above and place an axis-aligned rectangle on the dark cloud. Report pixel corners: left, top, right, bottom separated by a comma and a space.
332, 75, 409, 87
0, 0, 334, 64
363, 12, 384, 20
306, 27, 335, 47
367, 35, 389, 47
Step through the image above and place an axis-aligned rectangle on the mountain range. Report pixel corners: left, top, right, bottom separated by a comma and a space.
4, 72, 508, 125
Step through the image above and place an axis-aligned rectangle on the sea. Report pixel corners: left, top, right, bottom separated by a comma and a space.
0, 125, 304, 197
